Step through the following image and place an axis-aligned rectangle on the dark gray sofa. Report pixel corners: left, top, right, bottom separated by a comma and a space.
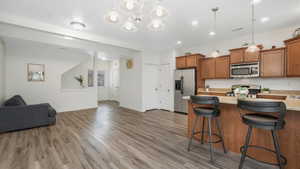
0, 95, 56, 133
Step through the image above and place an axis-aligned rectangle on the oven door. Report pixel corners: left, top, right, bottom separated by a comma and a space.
231, 67, 251, 78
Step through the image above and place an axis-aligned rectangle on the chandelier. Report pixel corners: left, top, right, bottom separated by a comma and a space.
105, 0, 169, 32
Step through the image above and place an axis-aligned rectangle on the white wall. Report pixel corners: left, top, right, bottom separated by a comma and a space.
4, 38, 97, 112
0, 39, 5, 104
119, 52, 143, 112
96, 59, 111, 101
177, 25, 300, 90
61, 59, 94, 89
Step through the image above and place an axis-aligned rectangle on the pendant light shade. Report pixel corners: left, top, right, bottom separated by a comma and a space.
246, 0, 260, 53
246, 44, 260, 53
210, 50, 220, 58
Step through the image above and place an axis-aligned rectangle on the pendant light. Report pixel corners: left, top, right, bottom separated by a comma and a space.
246, 0, 260, 53
210, 7, 220, 58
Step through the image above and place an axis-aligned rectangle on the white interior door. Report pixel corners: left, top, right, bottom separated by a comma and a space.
144, 64, 160, 111
110, 60, 120, 101
159, 64, 172, 111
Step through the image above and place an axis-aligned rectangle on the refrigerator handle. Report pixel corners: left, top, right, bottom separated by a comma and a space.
180, 76, 184, 95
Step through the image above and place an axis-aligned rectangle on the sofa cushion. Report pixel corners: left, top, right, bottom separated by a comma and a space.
3, 95, 27, 107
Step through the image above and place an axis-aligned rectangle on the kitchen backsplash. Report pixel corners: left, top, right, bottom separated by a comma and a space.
205, 78, 300, 90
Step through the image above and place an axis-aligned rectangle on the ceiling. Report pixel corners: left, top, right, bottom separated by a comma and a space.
0, 0, 299, 50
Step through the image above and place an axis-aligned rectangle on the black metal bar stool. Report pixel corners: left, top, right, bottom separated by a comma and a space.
187, 96, 227, 163
237, 99, 287, 169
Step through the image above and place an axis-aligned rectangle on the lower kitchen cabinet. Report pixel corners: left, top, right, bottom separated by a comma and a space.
260, 48, 285, 77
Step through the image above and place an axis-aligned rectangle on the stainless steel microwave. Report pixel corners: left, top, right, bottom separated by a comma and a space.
230, 62, 259, 78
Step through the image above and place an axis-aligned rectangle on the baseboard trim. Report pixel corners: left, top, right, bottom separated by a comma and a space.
59, 107, 98, 114
119, 106, 143, 113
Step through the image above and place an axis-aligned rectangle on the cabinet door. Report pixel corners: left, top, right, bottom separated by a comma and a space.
201, 59, 215, 79
286, 40, 300, 76
176, 56, 186, 69
215, 56, 230, 78
230, 49, 244, 64
186, 55, 198, 67
244, 50, 260, 63
261, 49, 285, 77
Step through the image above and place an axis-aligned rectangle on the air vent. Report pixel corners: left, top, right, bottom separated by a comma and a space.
232, 27, 244, 32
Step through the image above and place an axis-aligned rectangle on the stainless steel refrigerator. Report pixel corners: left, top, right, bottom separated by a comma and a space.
174, 69, 196, 113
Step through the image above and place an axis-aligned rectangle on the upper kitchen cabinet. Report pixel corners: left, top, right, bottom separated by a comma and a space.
176, 56, 187, 69
260, 48, 285, 78
284, 36, 300, 77
229, 48, 245, 64
176, 54, 204, 69
229, 45, 262, 64
215, 55, 230, 79
201, 58, 216, 79
244, 49, 260, 62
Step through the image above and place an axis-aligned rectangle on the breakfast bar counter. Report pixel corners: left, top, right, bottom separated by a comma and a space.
187, 95, 300, 169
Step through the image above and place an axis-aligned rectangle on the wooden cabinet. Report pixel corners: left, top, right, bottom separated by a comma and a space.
176, 54, 204, 69
230, 48, 245, 64
244, 50, 260, 62
201, 58, 215, 79
176, 56, 186, 69
230, 46, 261, 64
260, 48, 285, 77
215, 56, 230, 79
284, 37, 300, 77
186, 55, 198, 67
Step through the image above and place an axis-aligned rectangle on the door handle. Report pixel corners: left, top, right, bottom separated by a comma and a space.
180, 76, 184, 95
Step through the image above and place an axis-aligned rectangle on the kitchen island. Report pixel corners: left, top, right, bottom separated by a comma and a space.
187, 95, 300, 169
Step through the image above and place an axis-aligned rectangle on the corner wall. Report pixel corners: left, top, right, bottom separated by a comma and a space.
4, 38, 97, 112
119, 52, 143, 112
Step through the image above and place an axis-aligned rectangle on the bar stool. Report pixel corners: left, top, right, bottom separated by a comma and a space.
187, 96, 227, 163
237, 100, 287, 169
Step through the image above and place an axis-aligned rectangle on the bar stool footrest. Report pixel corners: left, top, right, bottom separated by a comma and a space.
240, 145, 287, 166
192, 130, 223, 144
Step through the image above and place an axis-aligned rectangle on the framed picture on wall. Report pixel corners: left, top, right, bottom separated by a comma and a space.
88, 69, 94, 87
27, 63, 45, 82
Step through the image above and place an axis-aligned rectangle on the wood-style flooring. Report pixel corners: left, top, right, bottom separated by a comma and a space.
0, 101, 273, 169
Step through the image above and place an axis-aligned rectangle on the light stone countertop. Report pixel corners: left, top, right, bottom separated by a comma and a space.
183, 95, 300, 111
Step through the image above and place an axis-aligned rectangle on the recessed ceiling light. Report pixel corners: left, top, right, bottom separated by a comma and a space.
251, 0, 262, 5
260, 17, 270, 23
191, 20, 199, 26
70, 21, 86, 31
177, 41, 182, 45
209, 31, 216, 36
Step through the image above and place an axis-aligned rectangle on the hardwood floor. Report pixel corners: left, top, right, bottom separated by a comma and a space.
0, 102, 273, 169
